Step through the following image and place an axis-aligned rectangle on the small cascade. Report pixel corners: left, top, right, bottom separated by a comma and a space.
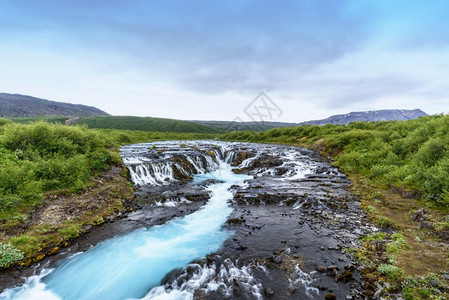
143, 257, 264, 300
0, 141, 360, 300
120, 142, 225, 186
1, 160, 251, 300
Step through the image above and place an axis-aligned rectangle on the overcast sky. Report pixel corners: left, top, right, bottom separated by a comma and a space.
1, 0, 448, 122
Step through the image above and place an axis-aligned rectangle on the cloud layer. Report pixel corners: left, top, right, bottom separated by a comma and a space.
1, 0, 448, 121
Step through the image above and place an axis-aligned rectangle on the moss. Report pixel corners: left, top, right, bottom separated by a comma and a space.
376, 216, 397, 229
32, 253, 46, 263
361, 232, 386, 242
57, 224, 82, 239
9, 235, 41, 255
434, 221, 449, 232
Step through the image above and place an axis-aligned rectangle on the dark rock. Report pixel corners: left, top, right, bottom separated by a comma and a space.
327, 265, 339, 272
419, 221, 435, 230
373, 288, 383, 298
81, 224, 93, 232
274, 167, 289, 176
411, 208, 429, 222
226, 218, 245, 224
362, 290, 375, 297
264, 287, 274, 296
344, 264, 356, 271
338, 270, 354, 282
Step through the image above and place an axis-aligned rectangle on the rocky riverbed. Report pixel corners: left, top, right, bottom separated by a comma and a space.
0, 141, 377, 299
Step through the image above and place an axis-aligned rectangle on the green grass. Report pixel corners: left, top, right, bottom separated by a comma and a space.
0, 118, 218, 265
221, 114, 449, 207
0, 119, 217, 219
76, 116, 222, 133
9, 116, 69, 124
9, 115, 222, 134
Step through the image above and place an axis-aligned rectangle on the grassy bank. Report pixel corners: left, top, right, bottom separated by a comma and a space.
222, 115, 449, 299
10, 116, 223, 134
0, 119, 217, 267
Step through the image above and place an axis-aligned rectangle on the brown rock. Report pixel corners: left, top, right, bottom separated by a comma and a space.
317, 266, 327, 273
325, 293, 336, 300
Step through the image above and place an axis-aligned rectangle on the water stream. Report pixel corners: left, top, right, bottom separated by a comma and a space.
0, 159, 250, 300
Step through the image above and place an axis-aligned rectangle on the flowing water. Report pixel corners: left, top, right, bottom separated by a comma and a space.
0, 154, 250, 300
1, 141, 367, 299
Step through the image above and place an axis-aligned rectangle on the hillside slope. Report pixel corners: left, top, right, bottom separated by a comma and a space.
0, 93, 109, 117
76, 116, 222, 133
192, 120, 298, 132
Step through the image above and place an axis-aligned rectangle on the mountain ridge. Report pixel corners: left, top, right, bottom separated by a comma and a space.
301, 109, 428, 125
0, 93, 109, 117
192, 109, 428, 131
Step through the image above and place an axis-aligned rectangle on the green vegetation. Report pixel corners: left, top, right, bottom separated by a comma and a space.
402, 274, 447, 300
0, 118, 217, 266
222, 114, 449, 207
10, 115, 222, 133
76, 116, 222, 133
0, 119, 217, 216
378, 263, 404, 281
10, 116, 70, 124
0, 243, 24, 268
0, 120, 111, 214
222, 115, 449, 299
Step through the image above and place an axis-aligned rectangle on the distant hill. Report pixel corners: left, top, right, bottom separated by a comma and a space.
75, 116, 222, 133
192, 120, 298, 132
0, 93, 109, 117
192, 109, 428, 131
302, 109, 428, 125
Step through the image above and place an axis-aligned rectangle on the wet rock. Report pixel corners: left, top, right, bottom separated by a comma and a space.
226, 218, 245, 224
317, 266, 327, 273
264, 287, 274, 296
338, 270, 354, 283
374, 288, 383, 298
231, 151, 256, 166
325, 293, 337, 300
274, 167, 288, 176
273, 256, 283, 264
327, 265, 339, 272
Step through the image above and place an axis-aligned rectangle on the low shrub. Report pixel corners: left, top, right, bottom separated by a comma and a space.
0, 243, 24, 267
378, 264, 404, 281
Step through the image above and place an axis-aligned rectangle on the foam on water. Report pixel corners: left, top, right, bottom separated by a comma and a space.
141, 258, 264, 300
1, 141, 324, 300
0, 162, 250, 300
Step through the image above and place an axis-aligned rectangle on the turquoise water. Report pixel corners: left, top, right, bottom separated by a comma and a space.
1, 162, 249, 300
